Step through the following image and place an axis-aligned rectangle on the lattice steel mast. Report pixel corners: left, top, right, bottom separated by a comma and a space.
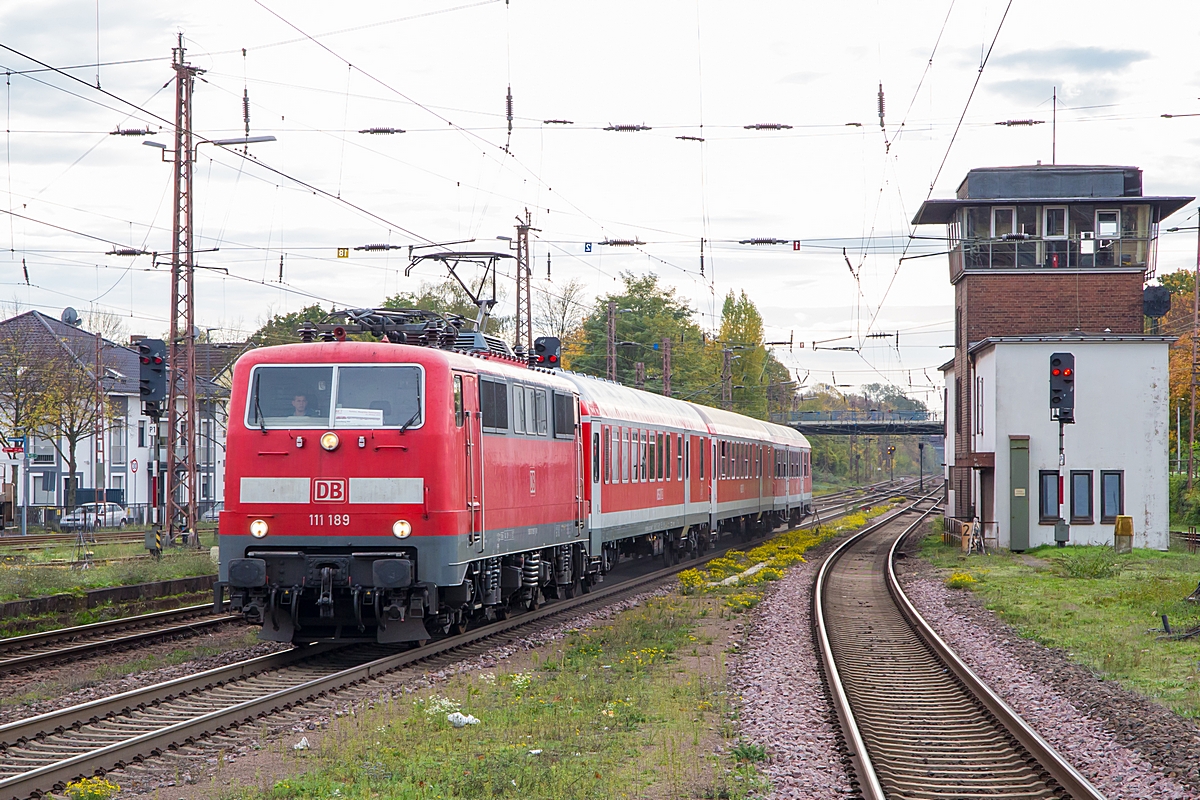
166, 34, 201, 544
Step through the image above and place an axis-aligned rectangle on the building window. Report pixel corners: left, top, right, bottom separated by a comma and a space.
1038, 470, 1060, 523
991, 206, 1015, 238
1096, 209, 1120, 239
975, 376, 984, 435
1100, 471, 1124, 523
1070, 470, 1093, 524
1043, 207, 1067, 239
138, 419, 147, 448
201, 473, 211, 500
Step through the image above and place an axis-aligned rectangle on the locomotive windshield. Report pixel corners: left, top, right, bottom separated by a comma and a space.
247, 364, 422, 429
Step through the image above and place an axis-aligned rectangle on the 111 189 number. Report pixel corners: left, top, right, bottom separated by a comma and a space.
309, 514, 351, 526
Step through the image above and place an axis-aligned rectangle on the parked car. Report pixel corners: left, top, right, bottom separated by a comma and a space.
60, 502, 129, 530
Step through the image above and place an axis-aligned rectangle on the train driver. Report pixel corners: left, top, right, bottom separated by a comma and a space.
291, 394, 316, 417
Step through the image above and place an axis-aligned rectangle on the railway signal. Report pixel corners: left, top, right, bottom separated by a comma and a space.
138, 338, 167, 414
1049, 352, 1075, 423
533, 336, 561, 367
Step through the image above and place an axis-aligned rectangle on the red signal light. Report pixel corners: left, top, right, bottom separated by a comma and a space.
537, 355, 545, 363
549, 355, 558, 363
140, 356, 150, 364
1063, 368, 1072, 376
153, 356, 163, 364
1051, 368, 1061, 376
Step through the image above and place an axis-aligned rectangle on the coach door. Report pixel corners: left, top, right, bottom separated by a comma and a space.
456, 373, 484, 553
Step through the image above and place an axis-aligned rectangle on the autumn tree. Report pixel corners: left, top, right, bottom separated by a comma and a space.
0, 328, 54, 483
41, 347, 110, 510
534, 277, 589, 343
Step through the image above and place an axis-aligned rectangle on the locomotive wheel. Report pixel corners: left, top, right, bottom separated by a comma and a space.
496, 606, 510, 621
452, 621, 468, 636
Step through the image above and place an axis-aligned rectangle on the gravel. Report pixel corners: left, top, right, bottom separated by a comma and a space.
728, 544, 854, 800
896, 553, 1200, 800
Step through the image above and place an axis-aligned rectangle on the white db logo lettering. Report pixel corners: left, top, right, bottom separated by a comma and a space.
313, 479, 346, 503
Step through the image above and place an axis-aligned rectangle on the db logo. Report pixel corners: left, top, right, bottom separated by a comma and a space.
312, 478, 347, 503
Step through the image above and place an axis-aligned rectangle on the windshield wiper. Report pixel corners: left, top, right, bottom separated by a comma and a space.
253, 388, 267, 435
398, 410, 421, 435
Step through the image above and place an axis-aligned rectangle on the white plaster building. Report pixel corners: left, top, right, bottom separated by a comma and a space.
943, 334, 1171, 550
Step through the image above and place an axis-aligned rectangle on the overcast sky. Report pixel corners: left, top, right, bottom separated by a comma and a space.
0, 0, 1197, 402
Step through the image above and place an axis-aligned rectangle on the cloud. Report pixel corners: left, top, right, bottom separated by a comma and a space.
993, 47, 1149, 75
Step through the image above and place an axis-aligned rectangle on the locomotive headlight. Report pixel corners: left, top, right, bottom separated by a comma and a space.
320, 431, 340, 451
392, 519, 412, 539
250, 519, 269, 538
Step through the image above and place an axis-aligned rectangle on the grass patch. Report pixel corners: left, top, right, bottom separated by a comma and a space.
230, 594, 766, 800
0, 549, 216, 602
920, 534, 1200, 716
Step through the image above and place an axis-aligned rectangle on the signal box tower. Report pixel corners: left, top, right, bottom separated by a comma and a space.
914, 165, 1191, 550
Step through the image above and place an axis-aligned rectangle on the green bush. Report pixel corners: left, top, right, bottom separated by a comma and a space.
1056, 547, 1122, 579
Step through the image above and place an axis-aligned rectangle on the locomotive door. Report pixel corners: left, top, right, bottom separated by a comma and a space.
456, 373, 484, 553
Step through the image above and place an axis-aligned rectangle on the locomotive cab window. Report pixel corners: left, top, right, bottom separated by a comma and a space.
246, 364, 422, 429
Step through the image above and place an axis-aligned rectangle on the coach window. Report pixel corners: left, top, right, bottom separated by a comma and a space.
641, 431, 648, 481
512, 385, 526, 434
665, 434, 672, 480
1038, 470, 1060, 523
1070, 470, 1093, 524
657, 432, 665, 480
603, 427, 611, 483
719, 441, 725, 478
698, 437, 704, 479
678, 435, 684, 480
1100, 471, 1124, 523
453, 376, 464, 427
592, 432, 600, 482
480, 378, 508, 432
624, 429, 633, 484
648, 433, 657, 482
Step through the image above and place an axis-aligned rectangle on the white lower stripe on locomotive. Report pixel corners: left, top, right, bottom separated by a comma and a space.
349, 477, 423, 504
240, 477, 309, 504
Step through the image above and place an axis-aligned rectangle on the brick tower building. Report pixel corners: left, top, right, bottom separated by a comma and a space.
914, 165, 1191, 549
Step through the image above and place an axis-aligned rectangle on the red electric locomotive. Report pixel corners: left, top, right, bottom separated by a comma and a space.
219, 309, 811, 644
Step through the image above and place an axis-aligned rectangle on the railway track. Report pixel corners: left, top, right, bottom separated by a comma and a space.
814, 493, 1105, 800
0, 481, 916, 799
0, 605, 239, 676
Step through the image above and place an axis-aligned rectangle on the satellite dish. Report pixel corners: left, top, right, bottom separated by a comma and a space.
61, 307, 80, 326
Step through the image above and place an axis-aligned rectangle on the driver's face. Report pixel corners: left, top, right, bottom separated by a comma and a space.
292, 395, 308, 414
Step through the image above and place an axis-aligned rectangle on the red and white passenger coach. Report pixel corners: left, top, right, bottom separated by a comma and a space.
219, 310, 811, 643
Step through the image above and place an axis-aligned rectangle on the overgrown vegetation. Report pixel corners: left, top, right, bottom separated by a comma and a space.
230, 594, 767, 800
921, 534, 1200, 716
0, 549, 215, 601
678, 501, 902, 610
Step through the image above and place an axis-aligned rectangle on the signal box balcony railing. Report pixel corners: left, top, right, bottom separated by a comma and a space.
770, 410, 945, 436
949, 234, 1153, 281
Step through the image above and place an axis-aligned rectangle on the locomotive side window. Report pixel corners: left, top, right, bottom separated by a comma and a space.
534, 389, 548, 435
453, 376, 464, 427
512, 387, 526, 434
480, 378, 508, 431
553, 393, 575, 437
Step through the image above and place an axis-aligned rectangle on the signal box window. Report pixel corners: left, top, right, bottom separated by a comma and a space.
1044, 207, 1067, 238
1070, 470, 1093, 524
1100, 471, 1124, 523
480, 379, 508, 431
247, 366, 333, 428
1096, 210, 1120, 239
1038, 470, 1059, 523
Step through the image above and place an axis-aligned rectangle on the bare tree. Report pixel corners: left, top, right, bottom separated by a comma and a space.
41, 350, 108, 510
83, 309, 129, 343
0, 329, 53, 483
534, 278, 590, 340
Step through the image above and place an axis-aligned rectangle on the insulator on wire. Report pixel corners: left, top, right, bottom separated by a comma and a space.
243, 88, 251, 137
877, 83, 886, 129
506, 86, 513, 134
